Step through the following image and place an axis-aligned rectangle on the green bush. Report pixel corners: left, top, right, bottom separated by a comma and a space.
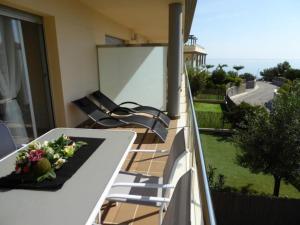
240, 73, 256, 81
260, 61, 291, 81
188, 67, 209, 97
212, 68, 226, 85
224, 102, 264, 129
283, 69, 300, 81
195, 111, 231, 129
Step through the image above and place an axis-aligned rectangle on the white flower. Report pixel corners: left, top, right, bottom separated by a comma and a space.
45, 147, 54, 155
63, 135, 70, 141
54, 158, 66, 169
31, 142, 42, 150
53, 153, 60, 159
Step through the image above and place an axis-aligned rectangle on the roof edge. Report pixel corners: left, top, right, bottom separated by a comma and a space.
184, 0, 197, 42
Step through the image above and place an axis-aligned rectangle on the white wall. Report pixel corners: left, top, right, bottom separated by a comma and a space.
1, 0, 149, 127
98, 46, 168, 110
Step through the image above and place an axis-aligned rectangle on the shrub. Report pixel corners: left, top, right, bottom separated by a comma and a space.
224, 102, 265, 128
188, 68, 209, 97
283, 69, 300, 81
260, 61, 291, 81
240, 73, 256, 81
212, 68, 227, 85
227, 70, 238, 77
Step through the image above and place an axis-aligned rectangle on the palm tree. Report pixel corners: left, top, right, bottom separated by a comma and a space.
217, 64, 228, 70
205, 64, 214, 71
233, 65, 244, 75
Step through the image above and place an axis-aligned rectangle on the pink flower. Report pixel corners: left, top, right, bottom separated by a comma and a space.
28, 149, 45, 162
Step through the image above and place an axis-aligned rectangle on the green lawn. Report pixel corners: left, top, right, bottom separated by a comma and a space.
197, 93, 224, 100
194, 102, 222, 113
194, 102, 231, 129
200, 133, 300, 199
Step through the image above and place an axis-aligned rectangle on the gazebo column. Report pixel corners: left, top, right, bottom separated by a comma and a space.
167, 2, 183, 118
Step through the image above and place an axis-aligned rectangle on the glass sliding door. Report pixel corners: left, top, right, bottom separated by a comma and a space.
0, 16, 33, 145
21, 20, 54, 136
0, 9, 54, 146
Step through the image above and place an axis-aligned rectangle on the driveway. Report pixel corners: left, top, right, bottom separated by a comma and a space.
231, 81, 278, 106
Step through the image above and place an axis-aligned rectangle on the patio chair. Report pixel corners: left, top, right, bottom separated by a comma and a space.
106, 129, 187, 222
106, 170, 192, 225
0, 122, 17, 160
72, 97, 168, 142
91, 91, 171, 127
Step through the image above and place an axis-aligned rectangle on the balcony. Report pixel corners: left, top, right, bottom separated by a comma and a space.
0, 1, 216, 224
77, 56, 216, 224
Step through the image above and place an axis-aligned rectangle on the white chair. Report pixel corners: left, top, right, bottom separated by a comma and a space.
99, 170, 192, 225
106, 128, 188, 223
0, 122, 17, 160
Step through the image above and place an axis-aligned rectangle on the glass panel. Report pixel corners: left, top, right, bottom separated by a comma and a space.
0, 16, 32, 145
21, 20, 54, 136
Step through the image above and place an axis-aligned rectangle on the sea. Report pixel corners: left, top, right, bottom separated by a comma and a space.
206, 58, 300, 78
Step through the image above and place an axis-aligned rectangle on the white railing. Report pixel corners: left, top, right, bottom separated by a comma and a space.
185, 70, 217, 225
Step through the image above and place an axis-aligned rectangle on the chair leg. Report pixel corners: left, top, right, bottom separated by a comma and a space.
159, 204, 164, 225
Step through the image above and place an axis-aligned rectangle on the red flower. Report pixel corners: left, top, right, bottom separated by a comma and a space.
28, 149, 45, 162
15, 165, 21, 174
23, 166, 30, 173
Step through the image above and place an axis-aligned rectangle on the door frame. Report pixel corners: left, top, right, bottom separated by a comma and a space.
0, 5, 55, 137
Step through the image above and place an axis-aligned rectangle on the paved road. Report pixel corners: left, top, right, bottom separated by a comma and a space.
231, 81, 278, 106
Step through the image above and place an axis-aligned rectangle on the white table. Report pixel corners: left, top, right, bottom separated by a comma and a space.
0, 128, 136, 225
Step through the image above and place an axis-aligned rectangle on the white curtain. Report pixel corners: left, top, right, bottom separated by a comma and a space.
0, 17, 28, 143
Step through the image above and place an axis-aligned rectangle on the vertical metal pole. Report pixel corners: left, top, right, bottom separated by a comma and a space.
167, 3, 182, 118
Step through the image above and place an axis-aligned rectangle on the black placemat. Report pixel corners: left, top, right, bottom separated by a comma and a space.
0, 137, 105, 191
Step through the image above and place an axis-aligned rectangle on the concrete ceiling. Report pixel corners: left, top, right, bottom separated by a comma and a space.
80, 0, 185, 42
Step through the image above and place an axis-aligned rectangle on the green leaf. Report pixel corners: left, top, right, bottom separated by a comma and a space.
36, 169, 56, 182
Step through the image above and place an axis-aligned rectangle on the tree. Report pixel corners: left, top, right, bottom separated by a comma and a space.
233, 65, 244, 75
217, 64, 228, 70
239, 73, 256, 81
283, 69, 300, 81
188, 68, 208, 97
234, 82, 300, 197
225, 102, 263, 128
212, 67, 226, 84
260, 61, 291, 81
205, 64, 214, 71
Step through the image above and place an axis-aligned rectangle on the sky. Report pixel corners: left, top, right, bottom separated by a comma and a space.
191, 0, 300, 59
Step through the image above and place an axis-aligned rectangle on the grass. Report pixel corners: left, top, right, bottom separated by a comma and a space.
197, 93, 224, 100
194, 102, 222, 113
194, 102, 231, 129
200, 133, 300, 199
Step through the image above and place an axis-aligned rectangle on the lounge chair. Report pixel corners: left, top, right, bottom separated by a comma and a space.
0, 122, 17, 160
72, 97, 168, 142
91, 91, 171, 127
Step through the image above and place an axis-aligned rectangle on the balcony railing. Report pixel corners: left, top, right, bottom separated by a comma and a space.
185, 67, 217, 225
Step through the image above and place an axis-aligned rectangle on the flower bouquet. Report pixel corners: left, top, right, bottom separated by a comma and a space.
15, 135, 87, 182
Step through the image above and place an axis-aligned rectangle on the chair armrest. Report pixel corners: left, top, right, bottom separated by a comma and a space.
107, 193, 170, 204
119, 101, 142, 107
112, 182, 175, 189
109, 106, 134, 115
130, 149, 168, 153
